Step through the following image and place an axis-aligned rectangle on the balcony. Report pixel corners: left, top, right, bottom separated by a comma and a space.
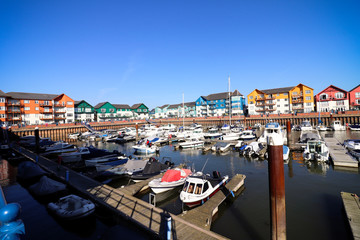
54, 109, 66, 113
40, 103, 52, 107
291, 94, 303, 98
255, 103, 265, 107
292, 99, 304, 104
255, 109, 266, 112
266, 108, 276, 112
39, 109, 53, 114
7, 108, 21, 113
54, 116, 66, 120
265, 96, 275, 100
40, 116, 54, 121
8, 102, 21, 106
255, 98, 265, 102
7, 116, 22, 121
266, 102, 276, 106
292, 105, 304, 110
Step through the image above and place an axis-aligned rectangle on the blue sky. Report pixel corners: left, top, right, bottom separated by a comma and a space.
1, 0, 359, 109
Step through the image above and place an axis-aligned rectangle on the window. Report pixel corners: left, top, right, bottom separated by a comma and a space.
277, 105, 280, 107
355, 92, 360, 98
356, 99, 360, 104
101, 108, 106, 113
320, 94, 328, 100
195, 184, 203, 195
35, 107, 39, 111
277, 94, 280, 96
283, 93, 288, 96
292, 91, 298, 96
284, 104, 289, 107
35, 100, 39, 104
67, 101, 73, 105
0, 106, 5, 111
249, 96, 253, 99
306, 102, 312, 106
284, 99, 288, 101
203, 182, 209, 193
277, 99, 280, 102
86, 108, 92, 112
67, 113, 73, 117
306, 96, 311, 100
0, 114, 6, 118
0, 98, 5, 103
187, 183, 195, 193
24, 107, 30, 111
24, 100, 30, 103
305, 90, 311, 94
336, 100, 345, 106
335, 92, 344, 99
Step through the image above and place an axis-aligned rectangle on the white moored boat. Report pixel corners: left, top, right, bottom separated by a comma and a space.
148, 168, 192, 194
239, 130, 256, 140
47, 194, 95, 220
179, 138, 204, 149
330, 120, 346, 131
303, 140, 329, 162
179, 171, 229, 208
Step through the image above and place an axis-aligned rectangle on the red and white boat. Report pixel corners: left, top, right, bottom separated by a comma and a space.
148, 168, 192, 194
179, 171, 229, 208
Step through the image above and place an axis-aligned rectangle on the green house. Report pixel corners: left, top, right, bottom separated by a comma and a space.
131, 103, 149, 119
94, 102, 117, 122
74, 100, 95, 122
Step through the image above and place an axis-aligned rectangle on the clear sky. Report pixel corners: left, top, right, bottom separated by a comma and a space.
1, 0, 359, 109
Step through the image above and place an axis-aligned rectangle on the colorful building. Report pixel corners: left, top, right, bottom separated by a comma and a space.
113, 104, 133, 119
2, 91, 74, 125
94, 102, 117, 122
74, 100, 95, 122
315, 85, 350, 112
349, 84, 360, 110
196, 90, 246, 117
131, 103, 149, 119
247, 84, 314, 115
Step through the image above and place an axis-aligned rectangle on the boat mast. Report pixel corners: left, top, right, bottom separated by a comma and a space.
228, 75, 231, 126
182, 93, 185, 128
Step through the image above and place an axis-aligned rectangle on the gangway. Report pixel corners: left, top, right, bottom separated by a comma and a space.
82, 122, 95, 132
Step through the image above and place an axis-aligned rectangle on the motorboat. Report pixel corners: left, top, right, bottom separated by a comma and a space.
349, 124, 360, 131
203, 128, 223, 140
47, 194, 95, 220
299, 131, 321, 143
239, 130, 256, 140
258, 122, 287, 145
303, 140, 329, 162
179, 138, 204, 149
282, 145, 290, 161
148, 168, 192, 194
343, 139, 360, 151
221, 132, 240, 141
211, 142, 232, 153
220, 124, 231, 133
68, 132, 81, 140
316, 124, 328, 131
17, 161, 47, 182
105, 158, 149, 177
243, 142, 267, 157
234, 140, 245, 150
43, 142, 75, 153
59, 147, 91, 163
300, 120, 313, 131
179, 171, 229, 208
330, 120, 346, 131
132, 140, 160, 154
85, 155, 128, 167
130, 157, 174, 182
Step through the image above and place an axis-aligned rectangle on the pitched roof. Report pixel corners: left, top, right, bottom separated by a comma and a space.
260, 86, 295, 95
349, 84, 360, 92
184, 101, 196, 107
168, 103, 182, 109
232, 90, 244, 96
94, 102, 108, 109
201, 89, 243, 101
316, 85, 348, 95
159, 104, 170, 109
6, 91, 59, 100
0, 90, 10, 97
113, 104, 131, 109
131, 103, 147, 109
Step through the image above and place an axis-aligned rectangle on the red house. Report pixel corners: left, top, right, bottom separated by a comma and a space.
349, 84, 360, 110
315, 85, 349, 112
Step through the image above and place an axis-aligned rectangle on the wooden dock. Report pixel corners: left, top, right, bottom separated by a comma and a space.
11, 145, 231, 239
179, 174, 246, 230
341, 192, 360, 240
323, 137, 359, 168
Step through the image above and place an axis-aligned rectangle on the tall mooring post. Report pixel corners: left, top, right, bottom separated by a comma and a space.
34, 127, 40, 154
286, 121, 291, 147
268, 135, 286, 240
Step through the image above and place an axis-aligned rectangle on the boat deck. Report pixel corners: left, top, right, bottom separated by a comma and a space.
322, 136, 359, 168
341, 192, 360, 240
179, 174, 246, 230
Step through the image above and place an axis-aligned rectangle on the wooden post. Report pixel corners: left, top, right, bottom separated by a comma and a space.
268, 135, 286, 240
286, 121, 291, 147
34, 127, 40, 154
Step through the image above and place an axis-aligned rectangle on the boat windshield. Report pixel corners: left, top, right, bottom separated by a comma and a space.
195, 184, 203, 195
187, 183, 195, 193
182, 181, 189, 192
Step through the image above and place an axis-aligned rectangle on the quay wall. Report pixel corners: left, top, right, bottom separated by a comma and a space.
8, 111, 360, 141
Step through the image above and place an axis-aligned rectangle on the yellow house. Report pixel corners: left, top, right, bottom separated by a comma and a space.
247, 84, 314, 115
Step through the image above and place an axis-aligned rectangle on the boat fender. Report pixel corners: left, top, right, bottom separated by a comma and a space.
201, 199, 204, 205
230, 190, 235, 197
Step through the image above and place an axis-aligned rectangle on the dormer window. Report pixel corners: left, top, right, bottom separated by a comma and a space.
335, 92, 344, 99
